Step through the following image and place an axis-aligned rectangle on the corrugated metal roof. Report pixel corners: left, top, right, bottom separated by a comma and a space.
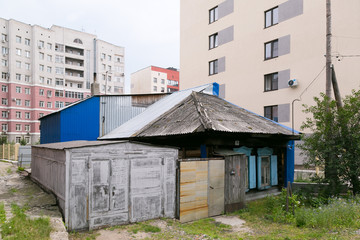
134, 92, 299, 137
99, 83, 218, 140
33, 140, 126, 150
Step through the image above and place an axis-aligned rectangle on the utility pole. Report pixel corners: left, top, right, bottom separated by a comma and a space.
326, 0, 332, 98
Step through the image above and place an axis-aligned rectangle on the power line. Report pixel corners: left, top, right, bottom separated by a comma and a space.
298, 65, 326, 100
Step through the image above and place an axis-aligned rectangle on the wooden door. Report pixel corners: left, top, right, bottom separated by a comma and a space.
208, 160, 224, 217
179, 161, 208, 223
225, 155, 246, 212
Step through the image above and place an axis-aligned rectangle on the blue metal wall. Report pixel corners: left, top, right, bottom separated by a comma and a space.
60, 97, 100, 142
40, 111, 61, 144
284, 140, 295, 187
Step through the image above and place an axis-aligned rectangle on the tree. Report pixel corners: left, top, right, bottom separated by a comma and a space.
300, 90, 360, 195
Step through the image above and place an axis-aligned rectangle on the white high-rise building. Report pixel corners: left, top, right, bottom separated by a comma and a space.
0, 18, 125, 144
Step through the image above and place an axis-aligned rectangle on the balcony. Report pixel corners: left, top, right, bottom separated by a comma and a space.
65, 57, 84, 71
65, 69, 84, 82
65, 46, 84, 59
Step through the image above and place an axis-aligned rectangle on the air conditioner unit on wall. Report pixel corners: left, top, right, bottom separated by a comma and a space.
1, 40, 5, 43
12, 98, 16, 102
288, 79, 298, 88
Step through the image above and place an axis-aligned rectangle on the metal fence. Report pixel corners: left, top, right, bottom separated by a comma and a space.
18, 146, 31, 167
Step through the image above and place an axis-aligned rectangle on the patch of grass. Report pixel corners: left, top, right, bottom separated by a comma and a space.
69, 230, 99, 240
178, 218, 233, 240
6, 168, 12, 174
1, 204, 52, 240
128, 222, 161, 234
9, 188, 17, 193
0, 202, 6, 224
17, 167, 25, 172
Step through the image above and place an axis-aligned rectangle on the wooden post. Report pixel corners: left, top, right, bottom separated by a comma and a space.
7, 144, 10, 160
14, 144, 19, 161
2, 144, 4, 159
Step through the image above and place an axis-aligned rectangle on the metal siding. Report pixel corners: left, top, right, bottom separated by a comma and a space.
40, 112, 61, 144
99, 96, 146, 136
61, 97, 100, 142
285, 141, 295, 187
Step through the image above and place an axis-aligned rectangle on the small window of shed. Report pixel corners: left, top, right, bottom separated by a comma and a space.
74, 38, 83, 44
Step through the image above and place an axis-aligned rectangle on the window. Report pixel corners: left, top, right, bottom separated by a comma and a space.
16, 111, 21, 119
25, 100, 30, 106
108, 55, 111, 61
16, 86, 21, 93
265, 7, 279, 28
2, 111, 8, 118
39, 52, 44, 60
39, 64, 44, 71
2, 98, 8, 105
16, 48, 21, 56
1, 60, 7, 67
16, 61, 21, 68
47, 102, 52, 108
264, 105, 278, 122
1, 72, 7, 80
102, 64, 106, 70
39, 89, 44, 96
47, 55, 52, 62
39, 76, 44, 83
39, 113, 44, 118
209, 33, 218, 49
55, 90, 63, 97
39, 101, 44, 107
153, 86, 157, 92
16, 124, 21, 131
153, 77, 157, 83
260, 156, 271, 187
77, 83, 82, 88
209, 59, 218, 75
161, 79, 165, 84
24, 75, 30, 82
47, 43, 52, 50
47, 78, 52, 85
25, 112, 30, 119
73, 38, 83, 44
264, 72, 278, 91
116, 56, 122, 62
16, 36, 21, 43
55, 55, 64, 63
55, 78, 64, 86
38, 40, 44, 48
2, 124, 8, 131
25, 63, 30, 70
108, 65, 112, 71
2, 85, 7, 92
15, 137, 21, 143
16, 74, 21, 80
47, 90, 52, 97
161, 87, 165, 93
25, 88, 30, 94
25, 50, 30, 58
2, 47, 8, 55
101, 53, 106, 59
55, 67, 64, 74
55, 101, 64, 108
1, 34, 7, 42
265, 39, 278, 60
16, 99, 21, 106
55, 43, 64, 52
47, 66, 52, 73
209, 6, 218, 24
25, 125, 30, 132
107, 76, 111, 82
25, 38, 30, 46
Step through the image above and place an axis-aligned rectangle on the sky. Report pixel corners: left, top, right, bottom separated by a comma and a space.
0, 0, 180, 93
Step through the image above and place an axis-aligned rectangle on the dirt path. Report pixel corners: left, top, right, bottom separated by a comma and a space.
0, 161, 68, 240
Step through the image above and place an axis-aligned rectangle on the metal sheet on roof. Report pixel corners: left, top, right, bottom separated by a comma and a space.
100, 83, 217, 140
33, 140, 126, 150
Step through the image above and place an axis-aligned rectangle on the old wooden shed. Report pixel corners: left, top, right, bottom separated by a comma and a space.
31, 141, 178, 231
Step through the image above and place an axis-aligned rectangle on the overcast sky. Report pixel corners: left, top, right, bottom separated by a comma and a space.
0, 0, 180, 93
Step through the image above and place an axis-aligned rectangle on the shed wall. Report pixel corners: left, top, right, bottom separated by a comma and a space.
31, 147, 67, 212
61, 97, 100, 142
40, 112, 61, 144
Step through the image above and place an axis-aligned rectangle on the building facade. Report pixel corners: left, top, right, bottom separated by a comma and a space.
131, 66, 179, 94
180, 0, 360, 132
0, 18, 125, 144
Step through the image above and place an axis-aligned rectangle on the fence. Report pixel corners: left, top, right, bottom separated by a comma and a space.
0, 143, 20, 161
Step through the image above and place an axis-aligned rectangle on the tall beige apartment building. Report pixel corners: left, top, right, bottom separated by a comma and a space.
0, 18, 125, 144
180, 0, 360, 132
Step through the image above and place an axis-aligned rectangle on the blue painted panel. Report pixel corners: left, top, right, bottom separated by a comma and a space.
212, 82, 219, 96
60, 97, 100, 142
200, 144, 207, 158
271, 155, 278, 186
257, 147, 273, 156
249, 156, 256, 189
233, 146, 252, 156
257, 156, 262, 189
285, 141, 295, 187
40, 112, 61, 144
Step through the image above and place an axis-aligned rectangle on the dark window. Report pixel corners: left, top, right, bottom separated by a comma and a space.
264, 72, 278, 91
209, 33, 218, 49
265, 7, 279, 28
265, 39, 278, 60
209, 59, 218, 75
209, 6, 218, 24
264, 105, 278, 122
